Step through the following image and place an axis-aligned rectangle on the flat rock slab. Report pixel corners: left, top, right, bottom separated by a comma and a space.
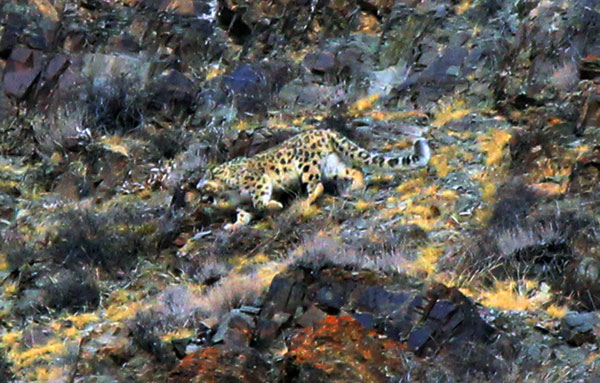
3, 47, 43, 99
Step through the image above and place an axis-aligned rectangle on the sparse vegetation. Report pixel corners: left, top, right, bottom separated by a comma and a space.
1, 0, 600, 381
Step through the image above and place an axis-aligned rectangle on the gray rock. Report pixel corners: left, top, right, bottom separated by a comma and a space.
81, 53, 153, 88
560, 312, 600, 346
212, 309, 254, 347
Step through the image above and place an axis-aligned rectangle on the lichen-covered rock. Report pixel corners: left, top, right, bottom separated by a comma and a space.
283, 315, 410, 383
169, 264, 516, 382
168, 346, 272, 383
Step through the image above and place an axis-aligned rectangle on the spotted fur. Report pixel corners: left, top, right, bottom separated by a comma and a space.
197, 129, 431, 230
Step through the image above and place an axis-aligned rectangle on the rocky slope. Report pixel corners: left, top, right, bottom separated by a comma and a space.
1, 0, 600, 382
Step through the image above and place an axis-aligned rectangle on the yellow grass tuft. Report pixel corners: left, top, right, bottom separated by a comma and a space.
106, 301, 143, 322
370, 173, 395, 184
1, 331, 22, 348
233, 120, 249, 131
232, 253, 270, 270
63, 327, 79, 339
350, 94, 380, 115
355, 200, 374, 212
480, 281, 533, 311
105, 290, 144, 322
432, 99, 471, 128
100, 135, 130, 157
395, 178, 425, 195
256, 262, 288, 286
267, 120, 290, 130
160, 328, 195, 342
438, 189, 458, 200
205, 65, 225, 81
546, 304, 568, 319
410, 246, 443, 276
300, 202, 321, 220
574, 144, 589, 156
456, 0, 473, 14
371, 110, 427, 121
478, 129, 512, 166
429, 154, 450, 177
3, 281, 18, 297
0, 253, 8, 271
479, 280, 552, 312
18, 340, 66, 368
33, 366, 65, 382
65, 313, 99, 329
481, 181, 496, 203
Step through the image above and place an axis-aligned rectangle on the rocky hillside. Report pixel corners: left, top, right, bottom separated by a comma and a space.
1, 0, 600, 382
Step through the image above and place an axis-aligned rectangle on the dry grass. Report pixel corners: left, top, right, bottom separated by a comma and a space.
290, 232, 418, 274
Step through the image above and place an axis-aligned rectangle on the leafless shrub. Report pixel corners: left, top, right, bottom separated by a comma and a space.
291, 232, 415, 273
134, 269, 271, 332
455, 211, 593, 285
496, 221, 564, 258
31, 105, 91, 155
186, 256, 231, 285
200, 272, 264, 319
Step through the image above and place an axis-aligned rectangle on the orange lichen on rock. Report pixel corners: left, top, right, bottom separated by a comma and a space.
350, 94, 380, 115
287, 315, 408, 382
168, 346, 269, 383
371, 110, 427, 121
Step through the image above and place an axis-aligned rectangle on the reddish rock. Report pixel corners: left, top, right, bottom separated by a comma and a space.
296, 305, 327, 328
284, 315, 409, 383
159, 0, 194, 14
168, 346, 271, 383
212, 310, 254, 347
52, 172, 84, 201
